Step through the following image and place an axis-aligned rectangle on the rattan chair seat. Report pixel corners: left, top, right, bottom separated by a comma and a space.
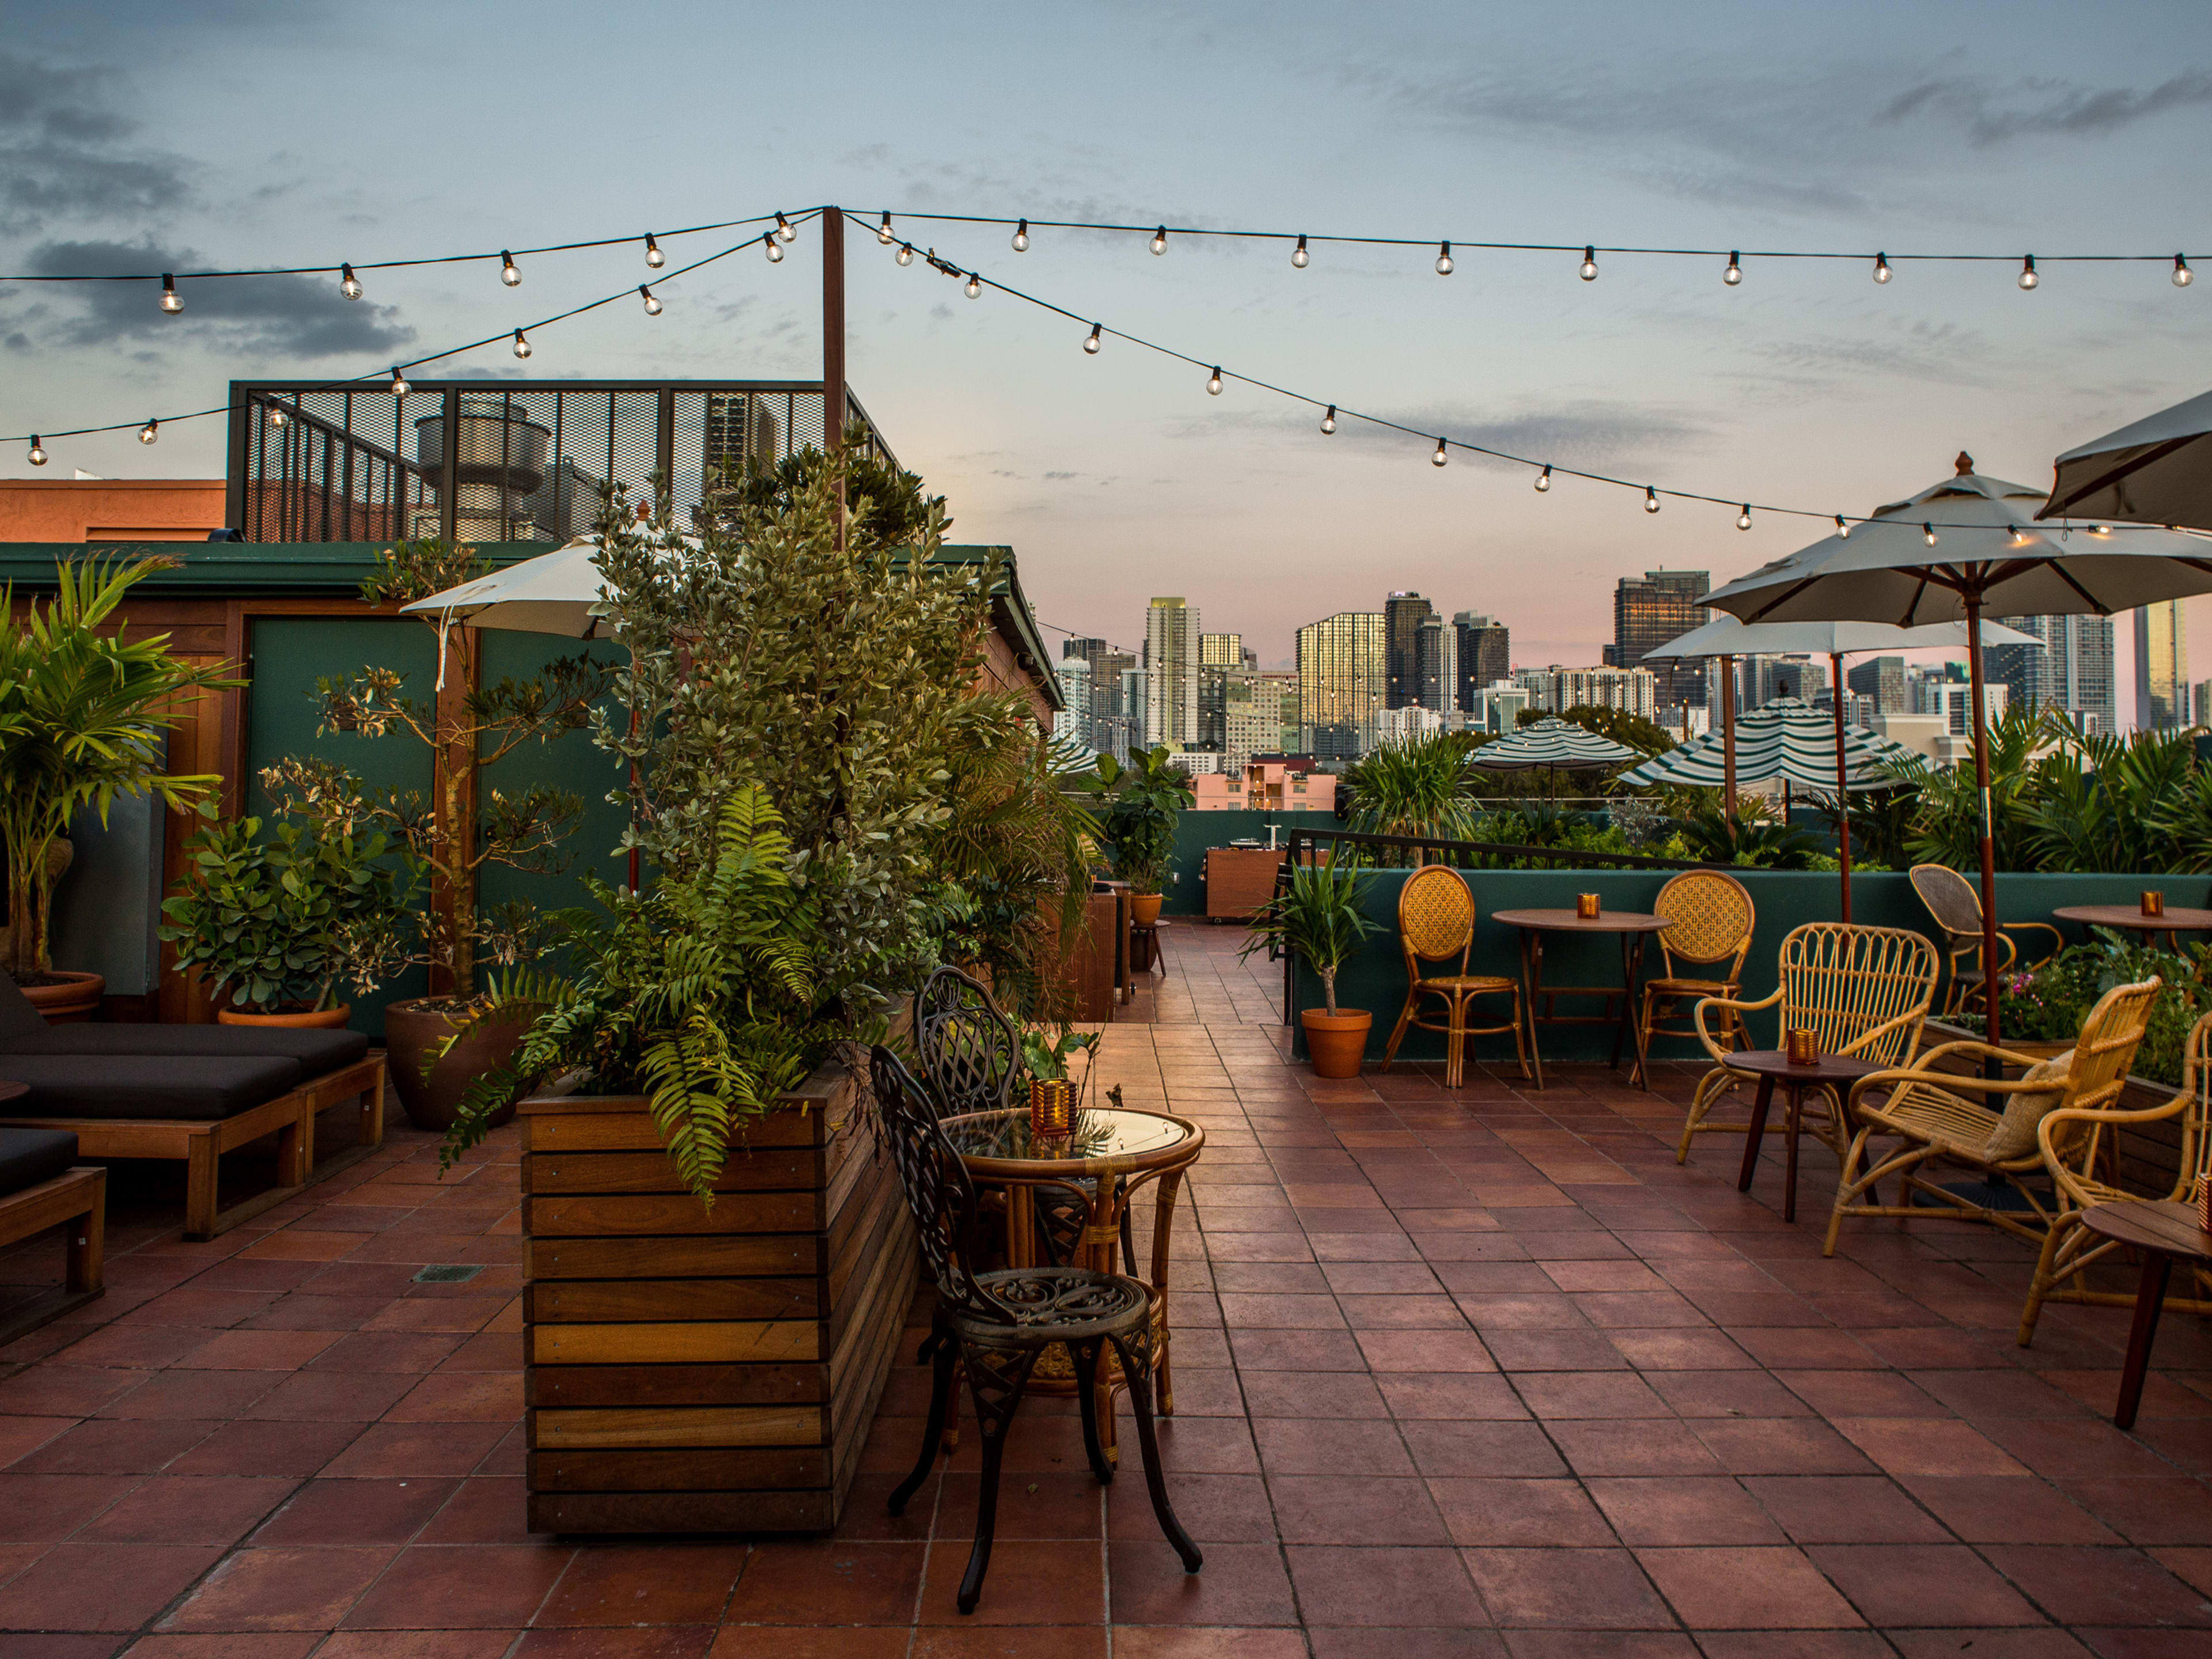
1416, 973, 1517, 993
1646, 975, 1734, 995
1857, 1082, 2005, 1160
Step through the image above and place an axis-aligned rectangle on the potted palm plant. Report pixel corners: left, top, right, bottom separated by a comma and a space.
1086, 745, 1192, 925
1240, 861, 1382, 1078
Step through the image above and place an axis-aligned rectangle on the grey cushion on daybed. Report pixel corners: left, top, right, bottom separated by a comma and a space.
0, 1127, 79, 1196
0, 1054, 305, 1123
0, 971, 368, 1081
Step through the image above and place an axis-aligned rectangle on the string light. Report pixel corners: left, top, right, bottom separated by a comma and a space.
1012, 218, 1029, 252
1644, 486, 1660, 513
878, 211, 895, 245
1873, 253, 1891, 285
389, 368, 409, 397
268, 406, 286, 428
1432, 437, 1449, 467
964, 271, 982, 298
896, 242, 915, 266
775, 212, 797, 244
1535, 465, 1551, 492
1320, 404, 1336, 434
1736, 504, 1752, 529
1834, 514, 1850, 537
138, 418, 159, 445
644, 234, 665, 269
500, 251, 521, 287
764, 233, 785, 264
639, 284, 662, 315
1724, 251, 1742, 286
1923, 522, 1938, 546
1580, 245, 1599, 281
26, 437, 46, 466
159, 274, 181, 315
1291, 234, 1308, 268
2090, 524, 2111, 536
1206, 366, 1223, 395
340, 262, 362, 300
2018, 255, 2038, 290
511, 328, 531, 359
1084, 323, 1102, 353
1150, 225, 1168, 255
2176, 254, 2194, 287
1435, 241, 1453, 276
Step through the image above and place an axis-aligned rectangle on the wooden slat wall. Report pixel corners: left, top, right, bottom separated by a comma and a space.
520, 1057, 916, 1535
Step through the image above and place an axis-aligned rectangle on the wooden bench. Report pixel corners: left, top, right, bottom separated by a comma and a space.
0, 1160, 105, 1347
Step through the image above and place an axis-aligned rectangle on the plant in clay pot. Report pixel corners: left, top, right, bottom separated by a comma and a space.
1240, 861, 1382, 1078
0, 556, 239, 1016
159, 815, 408, 1027
1082, 745, 1192, 925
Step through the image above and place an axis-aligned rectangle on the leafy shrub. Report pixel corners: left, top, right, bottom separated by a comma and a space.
1977, 929, 2212, 1087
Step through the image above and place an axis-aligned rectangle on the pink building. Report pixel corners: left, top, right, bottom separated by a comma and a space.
1192, 762, 1338, 812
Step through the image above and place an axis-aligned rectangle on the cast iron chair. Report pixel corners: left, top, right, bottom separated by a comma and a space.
1677, 922, 1937, 1166
1825, 976, 2161, 1259
916, 965, 1020, 1119
1633, 870, 1756, 1089
2018, 1007, 2212, 1345
1380, 865, 1528, 1087
1910, 863, 2064, 1019
874, 1047, 1200, 1613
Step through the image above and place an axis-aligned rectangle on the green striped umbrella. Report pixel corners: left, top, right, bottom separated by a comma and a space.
1618, 699, 1912, 792
1468, 717, 1640, 770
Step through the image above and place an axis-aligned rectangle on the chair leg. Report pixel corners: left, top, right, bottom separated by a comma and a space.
890, 1324, 956, 1514
957, 1344, 1039, 1614
1676, 1069, 1736, 1165
1631, 987, 1656, 1090
1070, 1338, 1115, 1483
1108, 1325, 1202, 1574
1381, 990, 1418, 1073
1823, 1127, 1874, 1257
2018, 1215, 2074, 1348
1444, 993, 1466, 1090
1509, 986, 1531, 1082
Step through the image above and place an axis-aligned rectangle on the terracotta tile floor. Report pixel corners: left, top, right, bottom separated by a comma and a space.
5, 922, 2212, 1656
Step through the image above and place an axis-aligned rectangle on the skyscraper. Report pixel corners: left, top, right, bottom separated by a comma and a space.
1144, 597, 1200, 751
1606, 570, 1710, 708
2135, 601, 2189, 730
1846, 656, 1908, 715
1415, 613, 1456, 716
1453, 612, 1510, 710
1297, 611, 1387, 761
1200, 633, 1244, 668
1383, 592, 1436, 709
1993, 613, 2116, 734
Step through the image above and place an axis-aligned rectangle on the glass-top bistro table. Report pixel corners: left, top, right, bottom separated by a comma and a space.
937, 1103, 1204, 1458
1491, 907, 1671, 1091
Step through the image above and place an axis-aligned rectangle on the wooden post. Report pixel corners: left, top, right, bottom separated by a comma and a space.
1964, 589, 2002, 1047
822, 205, 847, 548
1721, 654, 1737, 832
1831, 650, 1853, 923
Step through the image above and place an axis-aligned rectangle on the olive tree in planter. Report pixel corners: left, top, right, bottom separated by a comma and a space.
263, 537, 616, 1128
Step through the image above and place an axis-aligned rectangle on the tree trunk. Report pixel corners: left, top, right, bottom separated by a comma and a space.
1319, 964, 1339, 1017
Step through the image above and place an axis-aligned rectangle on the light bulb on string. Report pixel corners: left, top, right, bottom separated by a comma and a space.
340, 262, 362, 300
1644, 487, 1661, 514
1736, 504, 1752, 529
1535, 465, 1551, 492
1291, 234, 1309, 268
1320, 404, 1336, 434
1150, 225, 1168, 255
878, 211, 895, 245
964, 271, 982, 298
896, 243, 915, 266
1012, 218, 1029, 252
2018, 255, 2038, 290
639, 285, 662, 315
512, 328, 532, 359
27, 437, 46, 467
1923, 522, 1938, 546
389, 368, 409, 397
268, 406, 287, 429
2090, 524, 2111, 536
774, 212, 796, 244
159, 274, 181, 315
2175, 254, 2194, 287
138, 418, 159, 445
644, 234, 664, 268
1873, 252, 1892, 284
1435, 241, 1453, 275
764, 233, 784, 263
1579, 245, 1599, 281
1084, 323, 1101, 354
1724, 251, 1742, 286
1432, 438, 1449, 467
500, 251, 521, 287
1206, 366, 1223, 396
1834, 514, 1850, 538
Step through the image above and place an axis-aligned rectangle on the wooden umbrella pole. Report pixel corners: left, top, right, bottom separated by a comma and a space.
1963, 590, 2002, 1047
1721, 654, 1737, 832
1831, 650, 1852, 923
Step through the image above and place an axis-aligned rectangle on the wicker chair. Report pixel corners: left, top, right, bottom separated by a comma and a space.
916, 965, 1019, 1120
874, 1047, 1199, 1612
1910, 863, 2064, 1019
1633, 870, 1755, 1089
1824, 976, 2161, 1259
1380, 865, 1528, 1087
2017, 1006, 2212, 1345
1676, 922, 1937, 1166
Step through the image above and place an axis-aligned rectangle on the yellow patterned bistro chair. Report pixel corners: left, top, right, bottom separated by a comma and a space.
1910, 863, 2064, 1019
2017, 1007, 2212, 1346
1633, 870, 1755, 1089
1676, 923, 1937, 1166
1825, 976, 2160, 1259
1380, 865, 1528, 1088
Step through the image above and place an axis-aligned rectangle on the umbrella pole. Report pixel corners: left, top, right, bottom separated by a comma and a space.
1721, 655, 1738, 842
1831, 650, 1852, 923
1964, 592, 2002, 1047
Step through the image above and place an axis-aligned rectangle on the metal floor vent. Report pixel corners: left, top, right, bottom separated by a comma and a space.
413, 1264, 484, 1283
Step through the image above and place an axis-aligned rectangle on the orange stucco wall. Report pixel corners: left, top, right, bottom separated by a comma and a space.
0, 479, 228, 543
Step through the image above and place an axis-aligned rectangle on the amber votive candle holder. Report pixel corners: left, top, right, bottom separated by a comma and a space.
1786, 1028, 1819, 1066
2143, 891, 2166, 918
1028, 1078, 1073, 1140
1576, 893, 1601, 920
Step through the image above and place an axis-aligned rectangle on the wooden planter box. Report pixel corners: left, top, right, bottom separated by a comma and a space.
517, 1049, 916, 1535
1204, 846, 1286, 921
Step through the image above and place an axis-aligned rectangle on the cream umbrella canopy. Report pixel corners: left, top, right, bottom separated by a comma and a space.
397, 537, 615, 643
1703, 453, 2212, 1040
2039, 387, 2212, 531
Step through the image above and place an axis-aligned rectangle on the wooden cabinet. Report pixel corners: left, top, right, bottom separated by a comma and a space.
1204, 847, 1287, 920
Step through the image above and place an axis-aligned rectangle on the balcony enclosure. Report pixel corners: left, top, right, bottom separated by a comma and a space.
225, 379, 900, 545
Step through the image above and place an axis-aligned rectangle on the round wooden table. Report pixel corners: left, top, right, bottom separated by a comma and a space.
938, 1104, 1203, 1456
1491, 908, 1670, 1092
1720, 1050, 1881, 1223
2052, 904, 2212, 953
2078, 1199, 2212, 1428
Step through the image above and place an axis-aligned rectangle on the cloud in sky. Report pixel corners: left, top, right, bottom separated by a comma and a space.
1881, 70, 2212, 146
0, 51, 190, 232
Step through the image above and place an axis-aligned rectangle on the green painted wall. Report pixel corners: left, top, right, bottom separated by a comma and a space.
1162, 810, 1328, 916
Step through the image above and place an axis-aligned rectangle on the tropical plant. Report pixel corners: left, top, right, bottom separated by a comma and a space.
1977, 930, 2211, 1088
1884, 703, 2048, 873
1238, 861, 1382, 1016
1082, 746, 1193, 895
442, 789, 849, 1201
159, 816, 410, 1013
0, 556, 238, 979
1343, 732, 1477, 850
1666, 792, 1821, 870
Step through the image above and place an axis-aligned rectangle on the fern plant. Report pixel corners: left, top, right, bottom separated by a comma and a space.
441, 787, 851, 1203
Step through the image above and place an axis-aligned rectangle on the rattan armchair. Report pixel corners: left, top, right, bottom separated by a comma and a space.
1676, 922, 1937, 1165
1380, 865, 1528, 1088
1633, 870, 1755, 1089
1824, 976, 2161, 1259
2017, 1007, 2212, 1345
1910, 863, 2065, 1019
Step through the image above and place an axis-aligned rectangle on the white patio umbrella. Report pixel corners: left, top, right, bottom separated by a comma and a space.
397, 536, 614, 644
1642, 615, 2039, 920
2039, 387, 2212, 531
1704, 452, 2212, 1040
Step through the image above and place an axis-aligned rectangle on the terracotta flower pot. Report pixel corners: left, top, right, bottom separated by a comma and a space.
1301, 1007, 1371, 1079
218, 1003, 352, 1030
20, 970, 104, 1023
1130, 892, 1164, 926
382, 997, 535, 1134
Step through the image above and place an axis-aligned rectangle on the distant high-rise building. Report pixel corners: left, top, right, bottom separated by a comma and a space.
1453, 613, 1510, 711
1221, 669, 1300, 768
1298, 611, 1387, 760
1846, 656, 1909, 715
1052, 656, 1092, 748
1200, 632, 1244, 668
1374, 705, 1446, 746
1607, 570, 1710, 707
1382, 592, 1436, 709
1144, 598, 1200, 751
2136, 601, 2189, 731
1993, 614, 2115, 736
1414, 613, 1456, 717
1514, 664, 1658, 720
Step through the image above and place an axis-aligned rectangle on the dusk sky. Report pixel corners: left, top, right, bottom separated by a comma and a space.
6, 1, 2211, 700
